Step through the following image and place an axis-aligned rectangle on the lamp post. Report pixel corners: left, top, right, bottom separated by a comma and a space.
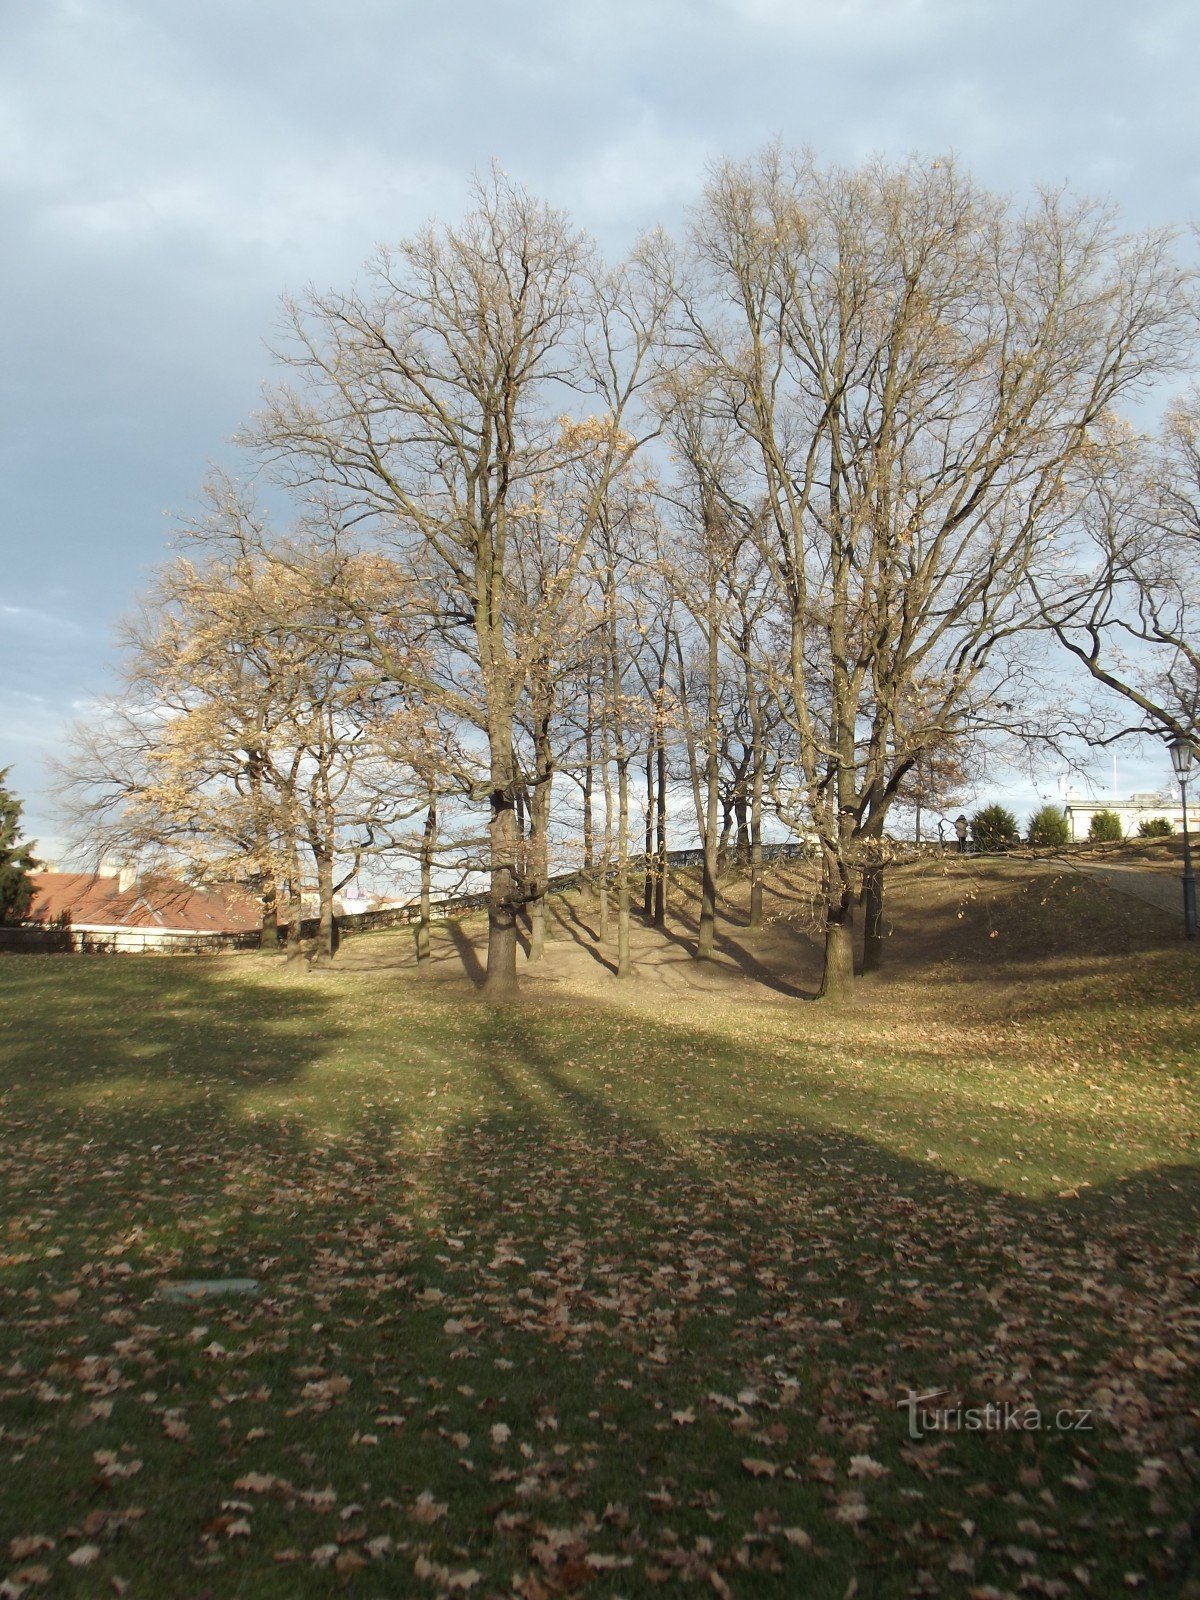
1167, 734, 1197, 940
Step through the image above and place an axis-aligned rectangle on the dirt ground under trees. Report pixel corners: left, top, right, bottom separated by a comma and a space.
332, 846, 1191, 1008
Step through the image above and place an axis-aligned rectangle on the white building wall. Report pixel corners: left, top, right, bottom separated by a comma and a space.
1064, 794, 1191, 841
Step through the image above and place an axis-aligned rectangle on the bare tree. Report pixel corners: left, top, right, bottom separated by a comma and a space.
663, 147, 1194, 996
250, 173, 664, 998
1036, 403, 1200, 747
55, 486, 424, 961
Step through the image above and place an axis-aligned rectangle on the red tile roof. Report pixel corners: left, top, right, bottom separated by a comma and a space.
26, 873, 262, 935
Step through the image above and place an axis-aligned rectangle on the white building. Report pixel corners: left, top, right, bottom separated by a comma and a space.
1063, 790, 1189, 841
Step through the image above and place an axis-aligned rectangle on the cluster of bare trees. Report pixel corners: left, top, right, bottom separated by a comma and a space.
59, 155, 1198, 998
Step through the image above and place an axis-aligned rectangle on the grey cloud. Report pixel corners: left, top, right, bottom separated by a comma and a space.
2, 0, 1198, 831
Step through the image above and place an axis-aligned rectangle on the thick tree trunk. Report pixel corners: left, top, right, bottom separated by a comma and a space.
733, 794, 750, 865
482, 776, 520, 1001
697, 842, 718, 958
285, 837, 304, 958
696, 730, 720, 961
598, 735, 612, 943
654, 735, 667, 928
528, 773, 551, 963
717, 805, 733, 873
582, 687, 595, 884
748, 783, 764, 931
642, 743, 655, 918
696, 552, 722, 961
861, 861, 884, 974
415, 799, 436, 966
817, 858, 856, 999
245, 749, 279, 951
257, 878, 278, 950
818, 912, 856, 999
514, 786, 528, 881
616, 755, 632, 979
313, 850, 337, 965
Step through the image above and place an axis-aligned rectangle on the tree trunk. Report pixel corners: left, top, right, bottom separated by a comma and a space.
416, 799, 436, 966
642, 742, 655, 918
674, 607, 720, 961
582, 683, 595, 884
514, 785, 528, 881
861, 861, 884, 974
817, 860, 855, 999
697, 832, 718, 958
696, 678, 721, 960
285, 836, 304, 958
483, 774, 520, 1001
528, 772, 551, 963
314, 849, 337, 965
696, 548, 722, 960
598, 732, 612, 943
748, 776, 764, 932
616, 753, 632, 978
717, 804, 733, 872
257, 878, 279, 950
819, 911, 856, 999
733, 794, 750, 865
244, 748, 279, 951
654, 730, 667, 928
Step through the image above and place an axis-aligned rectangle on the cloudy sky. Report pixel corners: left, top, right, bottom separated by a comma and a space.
4, 0, 1198, 853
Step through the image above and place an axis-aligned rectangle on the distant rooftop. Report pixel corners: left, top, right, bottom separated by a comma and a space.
25, 872, 261, 935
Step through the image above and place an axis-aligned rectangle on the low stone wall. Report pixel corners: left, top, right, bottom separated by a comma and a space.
0, 925, 263, 956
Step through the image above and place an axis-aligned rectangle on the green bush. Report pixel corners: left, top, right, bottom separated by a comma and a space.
1088, 809, 1124, 842
971, 803, 1020, 853
1026, 804, 1070, 848
1137, 817, 1174, 838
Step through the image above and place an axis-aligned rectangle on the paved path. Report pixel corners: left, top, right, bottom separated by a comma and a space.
1058, 859, 1186, 919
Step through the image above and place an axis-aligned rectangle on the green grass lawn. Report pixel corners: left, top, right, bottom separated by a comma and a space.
1, 865, 1198, 1597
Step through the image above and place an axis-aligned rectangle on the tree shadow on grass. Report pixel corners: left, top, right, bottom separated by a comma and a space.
446, 920, 487, 986
0, 960, 1196, 1597
0, 955, 333, 1096
421, 1009, 1200, 1595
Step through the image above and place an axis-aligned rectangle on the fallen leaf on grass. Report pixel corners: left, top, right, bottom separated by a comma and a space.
741, 1458, 777, 1478
67, 1546, 101, 1568
6, 1568, 51, 1590
831, 1490, 868, 1524
410, 1490, 448, 1524
847, 1454, 888, 1479
7, 1540, 53, 1561
233, 1471, 282, 1493
300, 1375, 351, 1403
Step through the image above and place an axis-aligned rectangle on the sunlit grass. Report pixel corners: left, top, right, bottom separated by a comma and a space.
0, 862, 1197, 1597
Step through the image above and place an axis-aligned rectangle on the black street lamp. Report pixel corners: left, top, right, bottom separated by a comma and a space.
1167, 734, 1197, 940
